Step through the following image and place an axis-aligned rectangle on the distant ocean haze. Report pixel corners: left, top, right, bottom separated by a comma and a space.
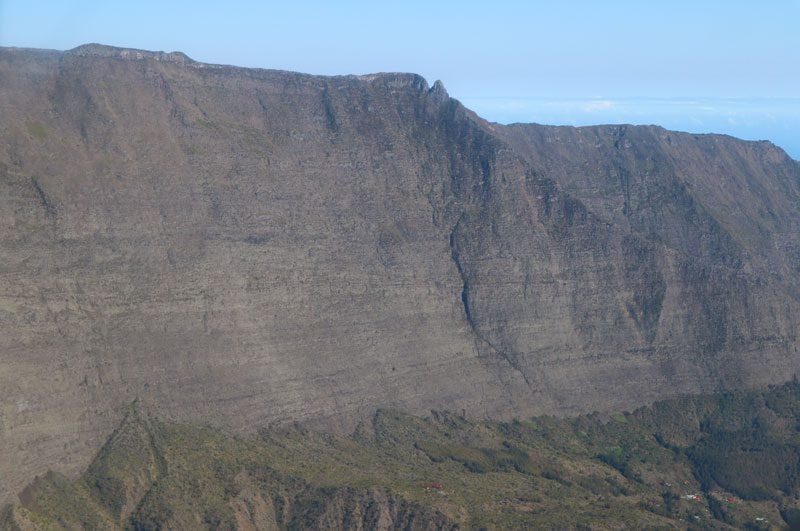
463, 97, 800, 160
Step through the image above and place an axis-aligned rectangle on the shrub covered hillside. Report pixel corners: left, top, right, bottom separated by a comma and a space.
5, 382, 800, 530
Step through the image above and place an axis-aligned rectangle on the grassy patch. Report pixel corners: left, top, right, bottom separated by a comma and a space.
26, 122, 47, 141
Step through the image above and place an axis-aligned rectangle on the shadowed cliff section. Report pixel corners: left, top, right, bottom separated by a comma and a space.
1, 44, 799, 504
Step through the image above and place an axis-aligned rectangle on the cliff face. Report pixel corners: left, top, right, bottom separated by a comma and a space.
1, 44, 798, 503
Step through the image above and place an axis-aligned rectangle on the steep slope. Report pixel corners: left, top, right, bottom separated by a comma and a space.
0, 44, 528, 502
492, 123, 800, 390
449, 120, 800, 410
0, 44, 798, 503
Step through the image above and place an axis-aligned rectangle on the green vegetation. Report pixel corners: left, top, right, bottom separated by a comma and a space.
26, 122, 47, 141
6, 383, 800, 529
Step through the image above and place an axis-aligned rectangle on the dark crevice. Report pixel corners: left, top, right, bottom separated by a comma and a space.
321, 87, 338, 133
126, 402, 168, 527
449, 219, 532, 388
256, 93, 271, 128
143, 416, 168, 479
449, 221, 473, 329
31, 177, 56, 217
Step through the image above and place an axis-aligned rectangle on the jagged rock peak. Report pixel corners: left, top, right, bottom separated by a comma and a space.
349, 74, 450, 104
66, 43, 194, 64
429, 79, 449, 101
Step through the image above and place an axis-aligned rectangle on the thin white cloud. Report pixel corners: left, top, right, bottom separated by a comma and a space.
582, 99, 615, 112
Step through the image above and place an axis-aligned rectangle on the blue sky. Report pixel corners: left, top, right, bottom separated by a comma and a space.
2, 1, 798, 157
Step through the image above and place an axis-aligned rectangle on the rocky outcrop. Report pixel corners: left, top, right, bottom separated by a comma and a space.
65, 43, 194, 65
0, 44, 798, 503
255, 486, 457, 531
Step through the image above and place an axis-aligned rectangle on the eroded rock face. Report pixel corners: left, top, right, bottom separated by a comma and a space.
1, 44, 798, 503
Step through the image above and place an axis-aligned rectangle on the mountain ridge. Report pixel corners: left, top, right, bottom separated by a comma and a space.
0, 44, 798, 504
